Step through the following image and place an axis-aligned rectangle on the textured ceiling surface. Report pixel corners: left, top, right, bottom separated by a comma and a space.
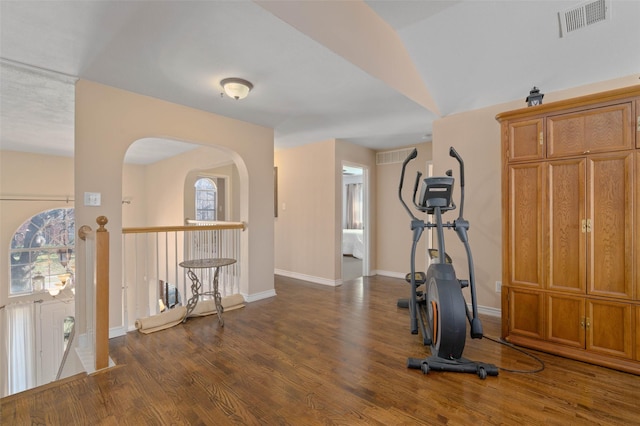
1, 1, 638, 164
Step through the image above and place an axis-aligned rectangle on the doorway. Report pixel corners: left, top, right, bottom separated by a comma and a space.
341, 163, 368, 281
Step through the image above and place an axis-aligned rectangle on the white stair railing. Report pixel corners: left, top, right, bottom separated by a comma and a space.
121, 222, 244, 330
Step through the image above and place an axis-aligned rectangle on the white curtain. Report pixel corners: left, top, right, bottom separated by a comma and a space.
1, 302, 37, 397
346, 183, 363, 229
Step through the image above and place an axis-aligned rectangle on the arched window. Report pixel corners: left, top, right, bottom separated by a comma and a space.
9, 208, 75, 296
195, 177, 217, 221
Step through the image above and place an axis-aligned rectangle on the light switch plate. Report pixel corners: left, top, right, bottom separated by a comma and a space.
84, 192, 101, 206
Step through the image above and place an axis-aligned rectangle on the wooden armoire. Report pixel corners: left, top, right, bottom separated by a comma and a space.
497, 85, 640, 374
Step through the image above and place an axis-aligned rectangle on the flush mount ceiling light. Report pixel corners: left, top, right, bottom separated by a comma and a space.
220, 78, 253, 100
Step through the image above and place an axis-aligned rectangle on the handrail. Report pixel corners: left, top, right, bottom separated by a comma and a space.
78, 225, 92, 241
55, 316, 76, 380
123, 222, 245, 234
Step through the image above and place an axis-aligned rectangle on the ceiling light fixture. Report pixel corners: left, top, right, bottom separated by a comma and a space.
220, 78, 253, 100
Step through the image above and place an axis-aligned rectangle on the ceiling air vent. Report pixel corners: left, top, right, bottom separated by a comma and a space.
376, 147, 415, 165
559, 0, 610, 37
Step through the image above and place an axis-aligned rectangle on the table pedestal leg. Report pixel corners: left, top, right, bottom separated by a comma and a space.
184, 269, 201, 322
212, 266, 224, 327
183, 267, 224, 326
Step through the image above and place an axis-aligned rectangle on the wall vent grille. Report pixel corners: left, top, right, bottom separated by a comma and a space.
376, 147, 415, 165
559, 0, 609, 37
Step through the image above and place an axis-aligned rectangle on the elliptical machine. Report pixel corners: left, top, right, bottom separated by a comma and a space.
397, 147, 498, 379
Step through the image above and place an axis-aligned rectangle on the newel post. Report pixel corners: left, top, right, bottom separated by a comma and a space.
96, 215, 110, 370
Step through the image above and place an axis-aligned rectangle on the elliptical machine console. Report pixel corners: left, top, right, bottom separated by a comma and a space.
397, 147, 498, 379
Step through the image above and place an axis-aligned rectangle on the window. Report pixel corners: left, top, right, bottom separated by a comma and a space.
345, 182, 363, 229
195, 177, 217, 221
9, 208, 75, 296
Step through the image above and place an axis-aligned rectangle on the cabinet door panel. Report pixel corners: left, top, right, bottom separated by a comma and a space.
635, 306, 640, 361
636, 152, 640, 301
508, 118, 544, 161
548, 114, 585, 157
548, 103, 632, 158
509, 288, 544, 339
547, 294, 585, 348
547, 159, 586, 292
588, 153, 634, 299
636, 100, 640, 149
587, 299, 632, 359
509, 163, 544, 288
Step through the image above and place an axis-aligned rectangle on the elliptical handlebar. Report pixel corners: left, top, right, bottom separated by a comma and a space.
449, 146, 465, 219
400, 147, 465, 218
449, 147, 464, 187
398, 148, 418, 221
412, 171, 423, 211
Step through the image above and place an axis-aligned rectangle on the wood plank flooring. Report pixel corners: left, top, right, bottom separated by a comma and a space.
3, 274, 640, 425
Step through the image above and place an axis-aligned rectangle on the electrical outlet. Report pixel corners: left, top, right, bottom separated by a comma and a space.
495, 281, 502, 293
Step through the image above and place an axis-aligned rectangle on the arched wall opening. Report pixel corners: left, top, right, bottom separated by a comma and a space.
75, 79, 275, 338
122, 137, 239, 228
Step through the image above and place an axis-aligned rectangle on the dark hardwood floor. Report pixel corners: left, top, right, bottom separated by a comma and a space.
3, 274, 640, 425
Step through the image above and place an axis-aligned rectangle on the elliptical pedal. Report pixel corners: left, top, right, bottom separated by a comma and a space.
405, 271, 427, 286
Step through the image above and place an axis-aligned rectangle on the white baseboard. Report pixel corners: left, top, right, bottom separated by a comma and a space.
475, 304, 501, 317
109, 326, 127, 339
376, 271, 502, 317
274, 269, 341, 287
75, 336, 116, 374
243, 288, 277, 303
375, 270, 406, 279
276, 269, 502, 316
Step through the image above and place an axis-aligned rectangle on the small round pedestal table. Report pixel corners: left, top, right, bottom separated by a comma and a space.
179, 258, 236, 326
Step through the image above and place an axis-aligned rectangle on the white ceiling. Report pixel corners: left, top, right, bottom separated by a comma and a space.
1, 1, 639, 164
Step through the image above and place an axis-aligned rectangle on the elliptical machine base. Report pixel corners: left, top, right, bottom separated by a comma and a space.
407, 356, 499, 380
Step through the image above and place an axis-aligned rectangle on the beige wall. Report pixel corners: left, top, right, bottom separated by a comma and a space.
122, 163, 148, 228
274, 140, 336, 282
4, 75, 638, 326
375, 142, 432, 277
432, 109, 503, 313
75, 79, 275, 333
274, 138, 376, 284
141, 146, 234, 227
183, 161, 240, 222
432, 74, 640, 313
336, 139, 377, 276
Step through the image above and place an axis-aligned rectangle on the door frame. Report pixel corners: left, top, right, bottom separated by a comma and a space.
341, 161, 370, 277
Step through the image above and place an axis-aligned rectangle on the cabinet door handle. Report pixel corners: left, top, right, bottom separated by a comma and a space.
582, 220, 586, 233
580, 317, 585, 328
586, 219, 592, 233
539, 132, 544, 145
